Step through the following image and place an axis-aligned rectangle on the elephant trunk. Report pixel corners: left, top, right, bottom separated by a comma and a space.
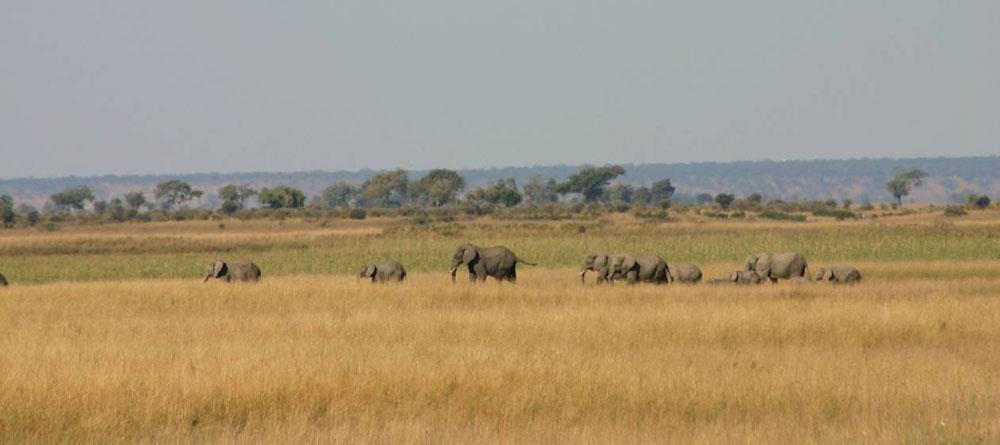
202, 274, 211, 283
449, 267, 457, 283
579, 269, 587, 284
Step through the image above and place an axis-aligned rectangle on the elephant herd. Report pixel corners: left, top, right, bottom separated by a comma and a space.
579, 251, 856, 285
0, 245, 861, 287
194, 244, 860, 286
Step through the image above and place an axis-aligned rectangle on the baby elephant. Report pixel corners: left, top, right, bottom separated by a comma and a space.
203, 260, 261, 283
813, 266, 861, 284
729, 270, 764, 285
359, 261, 407, 283
0, 272, 7, 287
669, 263, 703, 284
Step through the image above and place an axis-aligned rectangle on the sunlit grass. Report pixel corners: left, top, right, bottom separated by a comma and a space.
1, 214, 999, 442
1, 268, 999, 443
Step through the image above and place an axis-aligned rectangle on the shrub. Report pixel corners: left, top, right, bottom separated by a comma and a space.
812, 208, 856, 220
943, 205, 967, 217
759, 210, 807, 222
348, 208, 367, 220
972, 195, 991, 209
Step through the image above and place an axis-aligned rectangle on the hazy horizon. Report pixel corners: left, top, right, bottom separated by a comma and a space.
3, 1, 998, 179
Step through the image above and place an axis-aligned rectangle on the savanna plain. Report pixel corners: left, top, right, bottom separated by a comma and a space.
2, 212, 1000, 443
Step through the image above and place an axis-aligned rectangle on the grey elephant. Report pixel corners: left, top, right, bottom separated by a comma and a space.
359, 261, 407, 283
450, 243, 536, 283
580, 252, 611, 284
744, 252, 808, 283
729, 270, 764, 285
813, 266, 861, 284
0, 272, 7, 287
203, 260, 261, 283
605, 254, 669, 285
669, 263, 703, 284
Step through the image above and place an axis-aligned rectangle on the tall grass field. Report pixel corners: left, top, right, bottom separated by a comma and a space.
1, 212, 999, 442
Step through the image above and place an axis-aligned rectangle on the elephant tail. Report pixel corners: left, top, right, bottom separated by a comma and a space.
517, 258, 538, 266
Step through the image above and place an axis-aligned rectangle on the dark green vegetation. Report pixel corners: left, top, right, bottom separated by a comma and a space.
3, 156, 999, 207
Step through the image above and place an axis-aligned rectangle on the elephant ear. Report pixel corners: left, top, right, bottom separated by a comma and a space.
622, 255, 636, 272
368, 265, 378, 278
729, 272, 739, 282
596, 254, 609, 267
462, 246, 479, 264
212, 261, 228, 278
823, 269, 835, 281
744, 255, 757, 271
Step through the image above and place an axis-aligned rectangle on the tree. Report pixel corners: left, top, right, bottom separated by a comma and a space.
466, 178, 523, 207
50, 186, 95, 211
124, 192, 146, 211
885, 169, 928, 205
969, 194, 991, 209
556, 165, 625, 202
219, 200, 242, 215
218, 184, 258, 209
714, 193, 736, 210
633, 187, 652, 205
155, 181, 202, 210
414, 169, 465, 207
605, 184, 634, 204
747, 193, 763, 207
108, 198, 127, 222
258, 185, 307, 209
695, 193, 714, 205
649, 179, 676, 209
321, 181, 359, 208
92, 200, 108, 215
361, 169, 409, 207
0, 195, 14, 228
522, 175, 559, 204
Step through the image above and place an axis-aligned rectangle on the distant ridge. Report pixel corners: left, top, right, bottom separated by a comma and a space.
2, 156, 998, 206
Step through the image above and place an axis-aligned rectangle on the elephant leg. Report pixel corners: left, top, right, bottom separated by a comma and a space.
627, 271, 638, 285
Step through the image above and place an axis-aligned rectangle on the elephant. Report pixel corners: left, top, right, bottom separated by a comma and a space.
813, 266, 861, 284
729, 270, 764, 285
359, 261, 407, 283
450, 244, 536, 283
203, 260, 261, 283
744, 252, 808, 283
669, 263, 703, 284
605, 254, 669, 285
580, 252, 611, 284
0, 272, 7, 287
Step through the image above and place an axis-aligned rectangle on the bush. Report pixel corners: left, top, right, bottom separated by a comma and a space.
972, 195, 991, 209
759, 210, 807, 222
812, 208, 856, 220
943, 205, 967, 217
348, 208, 367, 220
634, 209, 669, 220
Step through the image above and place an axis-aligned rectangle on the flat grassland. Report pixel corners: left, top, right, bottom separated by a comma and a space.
1, 212, 999, 443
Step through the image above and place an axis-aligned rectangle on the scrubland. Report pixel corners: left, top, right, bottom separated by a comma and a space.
1, 212, 999, 443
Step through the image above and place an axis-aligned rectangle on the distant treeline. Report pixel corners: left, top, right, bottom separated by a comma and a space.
0, 161, 996, 230
2, 157, 999, 208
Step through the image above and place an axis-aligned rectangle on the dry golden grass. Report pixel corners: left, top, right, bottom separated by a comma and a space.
2, 263, 1000, 443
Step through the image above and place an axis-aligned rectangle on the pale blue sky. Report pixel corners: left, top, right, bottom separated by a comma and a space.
2, 1, 998, 178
